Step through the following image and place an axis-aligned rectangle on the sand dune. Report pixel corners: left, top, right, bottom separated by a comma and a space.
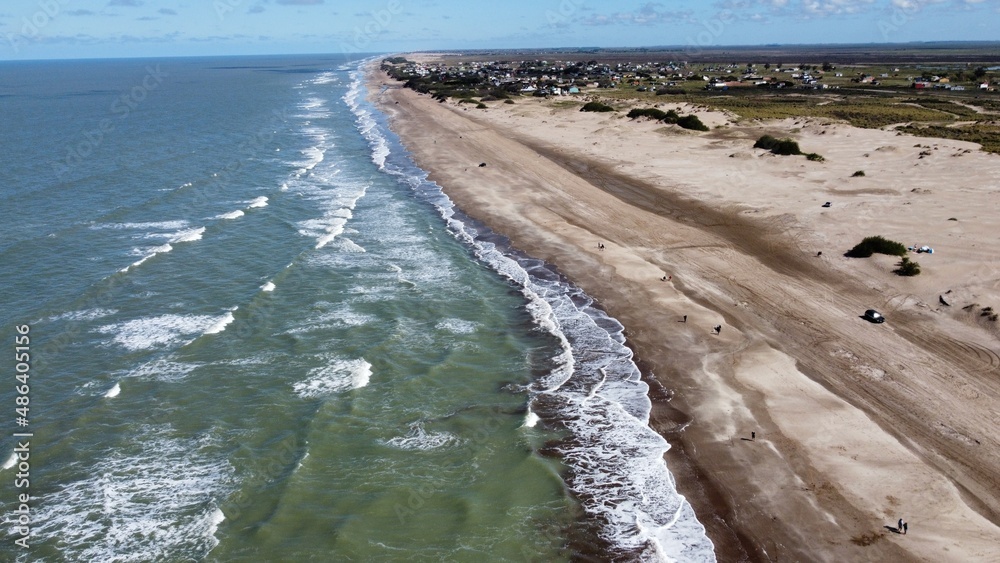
370, 67, 1000, 561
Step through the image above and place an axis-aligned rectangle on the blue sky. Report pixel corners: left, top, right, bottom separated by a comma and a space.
1, 0, 998, 60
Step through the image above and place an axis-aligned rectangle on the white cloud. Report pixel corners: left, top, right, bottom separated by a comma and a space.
579, 3, 694, 26
802, 0, 876, 15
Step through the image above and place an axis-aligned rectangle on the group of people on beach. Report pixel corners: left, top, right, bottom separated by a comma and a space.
897, 518, 908, 534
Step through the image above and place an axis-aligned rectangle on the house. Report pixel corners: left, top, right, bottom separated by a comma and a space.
980, 82, 991, 90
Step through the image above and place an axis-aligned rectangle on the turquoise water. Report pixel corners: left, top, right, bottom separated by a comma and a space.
0, 56, 713, 561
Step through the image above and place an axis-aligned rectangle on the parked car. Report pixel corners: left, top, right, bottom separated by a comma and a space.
863, 309, 885, 323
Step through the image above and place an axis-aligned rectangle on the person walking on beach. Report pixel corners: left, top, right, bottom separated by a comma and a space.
903, 521, 907, 535
683, 315, 687, 323
713, 325, 722, 335
751, 431, 755, 440
898, 518, 903, 532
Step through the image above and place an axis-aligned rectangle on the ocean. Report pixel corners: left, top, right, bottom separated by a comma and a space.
0, 54, 714, 562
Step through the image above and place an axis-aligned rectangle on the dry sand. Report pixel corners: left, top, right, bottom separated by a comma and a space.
368, 65, 1000, 561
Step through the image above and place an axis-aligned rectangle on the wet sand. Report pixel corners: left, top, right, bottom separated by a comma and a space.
368, 63, 1000, 562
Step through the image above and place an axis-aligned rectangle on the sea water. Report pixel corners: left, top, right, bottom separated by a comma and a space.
0, 55, 714, 562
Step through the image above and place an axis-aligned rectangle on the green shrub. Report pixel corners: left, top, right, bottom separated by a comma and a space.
581, 101, 615, 112
504, 99, 515, 105
627, 107, 669, 120
754, 135, 776, 150
457, 98, 478, 104
754, 135, 801, 155
772, 139, 802, 155
895, 257, 921, 276
476, 103, 487, 109
846, 235, 908, 258
806, 152, 825, 162
677, 114, 709, 131
852, 170, 866, 177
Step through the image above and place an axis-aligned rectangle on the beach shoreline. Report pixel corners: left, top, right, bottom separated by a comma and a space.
366, 60, 1000, 561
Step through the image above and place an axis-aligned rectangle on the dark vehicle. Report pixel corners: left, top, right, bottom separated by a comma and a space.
863, 309, 885, 323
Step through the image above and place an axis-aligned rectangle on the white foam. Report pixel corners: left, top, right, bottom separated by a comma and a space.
521, 409, 540, 428
47, 308, 118, 322
97, 312, 232, 351
120, 357, 200, 382
293, 357, 371, 398
383, 422, 458, 451
285, 305, 375, 334
203, 309, 236, 335
300, 146, 325, 170
94, 220, 190, 231
314, 224, 345, 249
215, 210, 244, 220
26, 427, 233, 562
312, 71, 337, 85
1, 452, 15, 470
120, 243, 172, 272
261, 281, 276, 292
435, 318, 479, 334
104, 382, 121, 398
344, 72, 390, 169
172, 226, 205, 243
120, 226, 206, 272
339, 238, 366, 253
247, 196, 269, 209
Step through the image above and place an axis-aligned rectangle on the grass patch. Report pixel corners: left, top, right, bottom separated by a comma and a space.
684, 92, 954, 129
846, 235, 907, 258
895, 123, 1000, 155
552, 100, 580, 109
852, 170, 866, 177
806, 152, 825, 162
901, 98, 981, 119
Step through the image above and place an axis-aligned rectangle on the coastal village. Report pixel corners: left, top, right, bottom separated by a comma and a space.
384, 56, 995, 97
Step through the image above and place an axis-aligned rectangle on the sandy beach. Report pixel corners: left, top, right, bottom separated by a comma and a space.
368, 61, 1000, 561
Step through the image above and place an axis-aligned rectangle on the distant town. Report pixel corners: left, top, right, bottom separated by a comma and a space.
383, 56, 995, 98
381, 53, 999, 154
